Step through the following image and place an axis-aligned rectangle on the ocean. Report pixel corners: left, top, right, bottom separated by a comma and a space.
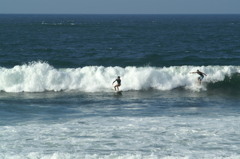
1, 14, 240, 159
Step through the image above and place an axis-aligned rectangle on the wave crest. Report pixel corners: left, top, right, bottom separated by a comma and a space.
0, 62, 240, 93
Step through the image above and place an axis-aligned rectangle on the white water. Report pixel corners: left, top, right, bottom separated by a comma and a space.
1, 115, 240, 158
1, 62, 240, 158
0, 62, 239, 92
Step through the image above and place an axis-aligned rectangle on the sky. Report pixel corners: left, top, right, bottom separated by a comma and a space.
1, 0, 240, 14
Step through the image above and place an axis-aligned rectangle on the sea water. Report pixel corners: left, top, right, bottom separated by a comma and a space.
1, 14, 240, 158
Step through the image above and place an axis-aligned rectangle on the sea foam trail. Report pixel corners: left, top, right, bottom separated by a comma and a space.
0, 62, 239, 93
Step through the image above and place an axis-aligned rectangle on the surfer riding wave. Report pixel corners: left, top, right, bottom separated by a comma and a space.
112, 76, 121, 91
190, 70, 207, 85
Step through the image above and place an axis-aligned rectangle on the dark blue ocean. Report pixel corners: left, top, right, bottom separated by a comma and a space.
1, 14, 240, 159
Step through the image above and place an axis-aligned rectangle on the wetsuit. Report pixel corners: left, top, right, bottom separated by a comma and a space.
113, 79, 121, 85
197, 72, 204, 80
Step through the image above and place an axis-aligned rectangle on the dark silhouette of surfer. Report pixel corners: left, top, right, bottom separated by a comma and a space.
112, 76, 121, 91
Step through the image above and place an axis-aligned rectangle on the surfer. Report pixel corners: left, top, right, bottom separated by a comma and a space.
112, 76, 121, 91
190, 70, 207, 85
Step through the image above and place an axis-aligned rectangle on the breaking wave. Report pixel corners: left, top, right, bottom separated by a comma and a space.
0, 62, 240, 93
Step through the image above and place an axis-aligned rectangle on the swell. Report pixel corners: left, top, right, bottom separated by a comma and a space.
206, 73, 240, 93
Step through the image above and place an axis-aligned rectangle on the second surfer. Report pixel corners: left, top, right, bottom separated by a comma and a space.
190, 70, 207, 85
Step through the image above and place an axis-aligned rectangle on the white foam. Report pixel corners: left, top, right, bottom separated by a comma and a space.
1, 115, 240, 158
0, 62, 239, 92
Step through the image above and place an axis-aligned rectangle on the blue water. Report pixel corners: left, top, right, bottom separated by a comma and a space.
1, 14, 240, 159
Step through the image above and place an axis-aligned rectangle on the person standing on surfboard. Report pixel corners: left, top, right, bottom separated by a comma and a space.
190, 70, 207, 85
112, 76, 121, 91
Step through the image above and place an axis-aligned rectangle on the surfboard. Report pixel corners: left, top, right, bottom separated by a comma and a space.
112, 86, 122, 93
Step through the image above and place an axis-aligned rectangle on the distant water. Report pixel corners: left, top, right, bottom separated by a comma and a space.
1, 14, 240, 159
